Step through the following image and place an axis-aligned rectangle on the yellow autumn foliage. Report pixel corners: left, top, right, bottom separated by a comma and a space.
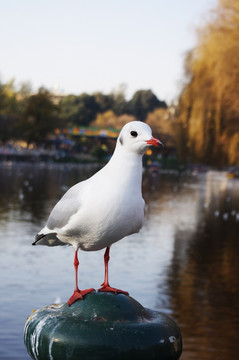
92, 110, 136, 129
178, 0, 239, 165
146, 108, 177, 147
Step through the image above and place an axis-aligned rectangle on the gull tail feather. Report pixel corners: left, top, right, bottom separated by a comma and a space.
33, 233, 65, 247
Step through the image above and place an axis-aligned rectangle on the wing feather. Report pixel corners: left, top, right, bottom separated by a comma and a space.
46, 180, 86, 230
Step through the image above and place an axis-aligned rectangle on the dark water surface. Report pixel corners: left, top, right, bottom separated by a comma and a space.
0, 162, 238, 360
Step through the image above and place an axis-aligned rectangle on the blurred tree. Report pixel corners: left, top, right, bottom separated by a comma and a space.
111, 84, 131, 115
0, 77, 169, 145
130, 90, 167, 121
59, 95, 80, 124
146, 107, 177, 147
0, 79, 17, 114
92, 110, 118, 128
17, 81, 32, 97
92, 110, 136, 129
59, 93, 99, 126
15, 81, 32, 116
19, 87, 59, 143
177, 0, 239, 165
0, 79, 20, 141
76, 93, 99, 125
93, 92, 114, 113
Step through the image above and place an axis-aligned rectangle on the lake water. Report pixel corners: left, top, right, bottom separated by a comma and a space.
0, 161, 238, 360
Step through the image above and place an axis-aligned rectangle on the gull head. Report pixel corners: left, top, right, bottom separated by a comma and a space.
117, 121, 163, 155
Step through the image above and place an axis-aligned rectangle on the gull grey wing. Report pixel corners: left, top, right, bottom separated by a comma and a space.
46, 181, 86, 230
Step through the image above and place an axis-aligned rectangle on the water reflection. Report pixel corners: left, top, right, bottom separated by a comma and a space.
0, 162, 100, 225
167, 172, 239, 359
141, 169, 239, 359
0, 163, 238, 360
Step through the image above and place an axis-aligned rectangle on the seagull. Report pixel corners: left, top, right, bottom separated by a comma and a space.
33, 121, 162, 305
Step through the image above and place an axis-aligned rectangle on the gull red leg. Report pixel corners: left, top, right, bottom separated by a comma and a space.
98, 246, 129, 295
67, 250, 95, 306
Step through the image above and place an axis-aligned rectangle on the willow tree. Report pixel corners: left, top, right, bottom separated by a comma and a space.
178, 0, 239, 165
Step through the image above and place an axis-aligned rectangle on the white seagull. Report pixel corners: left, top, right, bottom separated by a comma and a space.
33, 121, 162, 305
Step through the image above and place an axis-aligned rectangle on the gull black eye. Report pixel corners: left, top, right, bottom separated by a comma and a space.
130, 131, 138, 137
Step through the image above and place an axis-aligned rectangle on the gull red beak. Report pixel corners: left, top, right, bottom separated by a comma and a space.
146, 137, 163, 147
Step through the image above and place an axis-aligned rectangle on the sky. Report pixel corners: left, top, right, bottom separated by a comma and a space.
0, 0, 217, 103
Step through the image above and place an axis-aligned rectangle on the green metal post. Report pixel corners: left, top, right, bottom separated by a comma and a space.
24, 292, 182, 360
